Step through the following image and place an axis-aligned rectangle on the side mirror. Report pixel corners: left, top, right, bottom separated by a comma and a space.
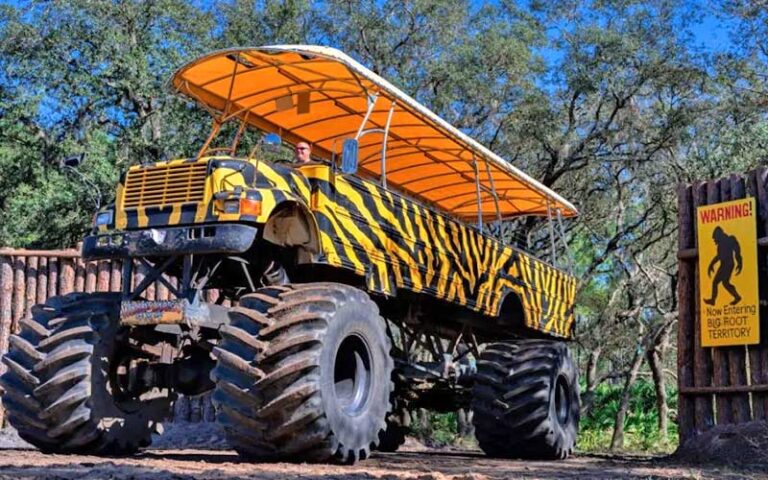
61, 153, 84, 169
263, 133, 282, 153
341, 139, 359, 174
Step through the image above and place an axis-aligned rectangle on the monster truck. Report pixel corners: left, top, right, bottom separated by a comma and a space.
1, 46, 580, 463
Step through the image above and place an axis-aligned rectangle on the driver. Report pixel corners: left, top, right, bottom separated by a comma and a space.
294, 142, 311, 164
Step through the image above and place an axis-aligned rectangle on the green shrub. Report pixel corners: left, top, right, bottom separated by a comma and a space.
409, 411, 460, 447
578, 379, 678, 453
402, 379, 677, 453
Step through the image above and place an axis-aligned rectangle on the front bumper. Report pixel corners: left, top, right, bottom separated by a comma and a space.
82, 223, 258, 260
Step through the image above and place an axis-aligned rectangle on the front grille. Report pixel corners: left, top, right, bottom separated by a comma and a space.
123, 162, 207, 208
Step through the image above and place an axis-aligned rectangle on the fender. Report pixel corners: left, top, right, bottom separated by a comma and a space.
261, 199, 321, 256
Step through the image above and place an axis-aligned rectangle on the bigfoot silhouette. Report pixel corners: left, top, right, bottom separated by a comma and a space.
704, 226, 743, 306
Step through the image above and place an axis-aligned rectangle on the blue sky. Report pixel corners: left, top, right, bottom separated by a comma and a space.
689, 5, 737, 53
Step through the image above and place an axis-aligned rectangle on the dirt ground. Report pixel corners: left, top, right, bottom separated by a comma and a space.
0, 424, 762, 479
0, 447, 761, 480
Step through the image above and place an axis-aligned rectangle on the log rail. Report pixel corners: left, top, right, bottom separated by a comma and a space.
0, 248, 217, 426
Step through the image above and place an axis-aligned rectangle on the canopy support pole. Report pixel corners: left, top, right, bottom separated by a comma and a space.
356, 94, 379, 139
381, 101, 396, 189
556, 208, 573, 274
222, 58, 240, 118
483, 157, 503, 241
547, 200, 557, 266
473, 154, 483, 233
229, 112, 250, 155
196, 119, 222, 159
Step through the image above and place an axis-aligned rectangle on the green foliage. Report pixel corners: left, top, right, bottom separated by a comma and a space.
579, 379, 678, 453
397, 380, 678, 454
410, 411, 460, 447
0, 0, 216, 247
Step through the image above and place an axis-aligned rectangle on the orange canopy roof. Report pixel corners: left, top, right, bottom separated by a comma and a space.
169, 46, 578, 219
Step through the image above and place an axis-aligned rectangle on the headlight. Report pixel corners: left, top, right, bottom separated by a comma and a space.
94, 210, 113, 227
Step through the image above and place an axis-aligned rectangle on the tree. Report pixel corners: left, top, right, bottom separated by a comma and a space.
0, 0, 214, 247
2, 0, 768, 451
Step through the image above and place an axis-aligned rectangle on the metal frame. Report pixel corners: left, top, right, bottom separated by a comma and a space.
469, 153, 503, 238
355, 100, 397, 188
196, 119, 223, 159
172, 46, 579, 220
121, 254, 224, 304
484, 157, 503, 234
190, 62, 499, 211
355, 93, 379, 139
386, 316, 480, 380
381, 101, 396, 189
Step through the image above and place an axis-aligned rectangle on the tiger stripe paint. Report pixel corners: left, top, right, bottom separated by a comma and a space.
107, 157, 576, 339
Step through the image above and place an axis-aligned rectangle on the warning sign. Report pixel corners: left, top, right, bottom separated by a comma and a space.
697, 197, 760, 347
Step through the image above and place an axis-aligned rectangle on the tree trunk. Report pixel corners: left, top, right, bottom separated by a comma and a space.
418, 408, 429, 431
610, 344, 645, 450
457, 408, 474, 438
581, 345, 602, 416
647, 323, 673, 445
647, 344, 668, 442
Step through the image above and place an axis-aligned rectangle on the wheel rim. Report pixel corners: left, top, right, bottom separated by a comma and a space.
334, 334, 372, 416
554, 374, 570, 426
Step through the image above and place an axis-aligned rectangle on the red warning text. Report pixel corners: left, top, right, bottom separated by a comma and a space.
699, 201, 753, 224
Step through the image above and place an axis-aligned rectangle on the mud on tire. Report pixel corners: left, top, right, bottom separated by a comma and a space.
471, 339, 580, 460
0, 292, 174, 454
211, 283, 394, 463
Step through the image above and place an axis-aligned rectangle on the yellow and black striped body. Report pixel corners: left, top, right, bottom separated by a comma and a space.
108, 157, 311, 230
302, 166, 576, 339
104, 156, 576, 339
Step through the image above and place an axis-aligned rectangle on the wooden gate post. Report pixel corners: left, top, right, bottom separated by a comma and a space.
677, 184, 696, 442
678, 167, 768, 446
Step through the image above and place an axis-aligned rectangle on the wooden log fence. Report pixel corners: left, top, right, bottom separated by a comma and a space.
0, 248, 214, 426
678, 168, 768, 445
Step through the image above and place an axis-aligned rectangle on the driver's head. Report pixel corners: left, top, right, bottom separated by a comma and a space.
294, 142, 311, 164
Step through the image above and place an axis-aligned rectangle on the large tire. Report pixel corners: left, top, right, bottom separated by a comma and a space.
471, 340, 580, 460
0, 292, 174, 454
376, 413, 408, 452
211, 283, 394, 463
